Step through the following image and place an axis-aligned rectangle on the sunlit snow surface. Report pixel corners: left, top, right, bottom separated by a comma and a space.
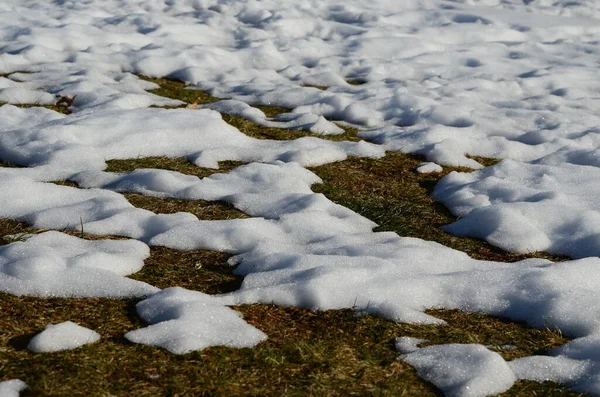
28, 321, 101, 353
2, 0, 600, 395
0, 380, 27, 397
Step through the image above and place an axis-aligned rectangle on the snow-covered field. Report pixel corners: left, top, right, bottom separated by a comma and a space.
2, 0, 600, 395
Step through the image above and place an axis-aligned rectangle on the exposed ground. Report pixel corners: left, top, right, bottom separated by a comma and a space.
0, 77, 584, 396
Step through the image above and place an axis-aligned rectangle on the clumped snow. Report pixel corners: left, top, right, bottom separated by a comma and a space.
399, 343, 516, 397
28, 321, 101, 353
434, 160, 600, 257
416, 162, 443, 174
125, 287, 267, 354
2, 0, 600, 395
0, 231, 156, 298
0, 380, 27, 397
397, 342, 594, 396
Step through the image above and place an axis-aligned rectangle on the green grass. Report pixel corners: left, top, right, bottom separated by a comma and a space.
0, 76, 585, 396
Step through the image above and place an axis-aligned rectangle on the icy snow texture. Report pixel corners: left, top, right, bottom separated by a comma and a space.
400, 344, 516, 397
0, 231, 156, 298
0, 0, 598, 168
0, 380, 27, 397
125, 287, 267, 354
28, 321, 101, 353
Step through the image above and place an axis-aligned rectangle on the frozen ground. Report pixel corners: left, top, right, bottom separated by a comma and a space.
2, 0, 600, 395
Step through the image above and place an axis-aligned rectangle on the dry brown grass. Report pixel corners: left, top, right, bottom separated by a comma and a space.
0, 77, 584, 396
310, 152, 565, 263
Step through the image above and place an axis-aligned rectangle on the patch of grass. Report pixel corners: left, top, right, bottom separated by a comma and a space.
302, 84, 328, 91
140, 74, 361, 142
220, 114, 360, 142
130, 246, 241, 293
253, 104, 292, 118
141, 75, 293, 118
421, 309, 568, 361
50, 180, 78, 188
0, 101, 70, 115
124, 193, 247, 220
140, 75, 219, 106
0, 219, 34, 245
0, 291, 580, 397
0, 71, 34, 81
310, 151, 565, 263
105, 157, 244, 177
468, 155, 502, 167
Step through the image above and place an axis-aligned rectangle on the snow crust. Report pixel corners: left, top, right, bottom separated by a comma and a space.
2, 0, 600, 394
28, 321, 101, 353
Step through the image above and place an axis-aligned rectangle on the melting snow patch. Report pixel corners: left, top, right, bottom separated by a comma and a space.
125, 287, 267, 354
416, 162, 443, 174
434, 160, 600, 257
509, 355, 589, 385
0, 380, 27, 397
28, 321, 100, 353
395, 337, 427, 354
0, 231, 157, 298
400, 343, 516, 397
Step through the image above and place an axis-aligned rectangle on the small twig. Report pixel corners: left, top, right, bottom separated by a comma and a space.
186, 96, 203, 109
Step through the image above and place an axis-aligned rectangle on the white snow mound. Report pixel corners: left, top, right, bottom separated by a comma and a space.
125, 287, 267, 354
28, 321, 101, 353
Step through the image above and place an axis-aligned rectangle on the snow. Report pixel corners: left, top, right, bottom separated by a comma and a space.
203, 100, 346, 135
508, 355, 589, 385
399, 343, 516, 397
28, 321, 101, 353
395, 337, 427, 354
1, 0, 600, 394
434, 160, 600, 257
0, 380, 27, 397
0, 231, 156, 298
417, 162, 443, 174
125, 287, 267, 354
0, 106, 383, 181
